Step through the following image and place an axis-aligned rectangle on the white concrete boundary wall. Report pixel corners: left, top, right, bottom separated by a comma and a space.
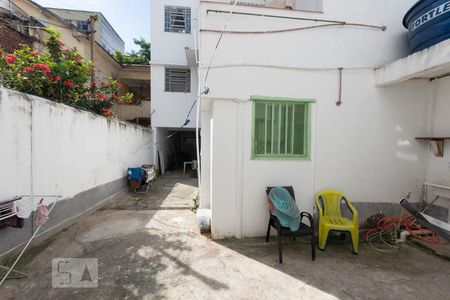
0, 87, 153, 202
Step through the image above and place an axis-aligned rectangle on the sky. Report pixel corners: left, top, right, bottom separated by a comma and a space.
33, 0, 151, 53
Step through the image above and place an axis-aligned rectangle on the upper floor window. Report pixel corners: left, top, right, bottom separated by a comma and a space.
76, 20, 91, 33
164, 6, 191, 34
165, 68, 191, 93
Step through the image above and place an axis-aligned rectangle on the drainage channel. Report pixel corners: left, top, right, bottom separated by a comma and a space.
146, 207, 193, 211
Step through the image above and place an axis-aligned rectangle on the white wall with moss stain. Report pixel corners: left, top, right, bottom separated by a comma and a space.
0, 87, 152, 201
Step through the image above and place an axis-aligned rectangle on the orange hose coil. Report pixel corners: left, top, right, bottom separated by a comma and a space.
364, 216, 442, 244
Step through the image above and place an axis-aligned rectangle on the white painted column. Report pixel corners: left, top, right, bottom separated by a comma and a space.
210, 99, 239, 239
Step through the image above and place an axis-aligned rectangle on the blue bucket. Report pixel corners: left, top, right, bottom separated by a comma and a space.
403, 0, 450, 53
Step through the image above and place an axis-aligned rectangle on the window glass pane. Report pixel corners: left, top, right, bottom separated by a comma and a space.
165, 6, 191, 33
293, 104, 306, 155
266, 104, 272, 155
273, 104, 279, 154
286, 104, 292, 155
254, 103, 266, 155
165, 68, 191, 92
252, 99, 310, 159
279, 104, 286, 154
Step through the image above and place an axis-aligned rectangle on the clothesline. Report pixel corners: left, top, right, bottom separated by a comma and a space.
0, 201, 57, 285
0, 195, 61, 205
0, 203, 44, 221
0, 196, 63, 221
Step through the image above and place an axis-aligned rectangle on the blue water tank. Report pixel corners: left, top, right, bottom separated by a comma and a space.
403, 0, 450, 53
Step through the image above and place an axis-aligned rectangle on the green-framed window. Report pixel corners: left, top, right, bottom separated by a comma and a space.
251, 96, 314, 160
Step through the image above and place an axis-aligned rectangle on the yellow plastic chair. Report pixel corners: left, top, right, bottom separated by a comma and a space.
315, 190, 359, 254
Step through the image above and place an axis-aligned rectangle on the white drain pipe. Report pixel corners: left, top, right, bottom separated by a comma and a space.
398, 229, 433, 242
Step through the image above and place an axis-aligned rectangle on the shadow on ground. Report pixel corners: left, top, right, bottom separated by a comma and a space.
106, 173, 198, 211
3, 171, 450, 299
216, 235, 450, 299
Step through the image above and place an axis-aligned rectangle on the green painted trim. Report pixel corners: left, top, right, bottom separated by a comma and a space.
251, 97, 256, 158
250, 95, 316, 103
251, 154, 311, 161
251, 98, 313, 161
305, 101, 312, 160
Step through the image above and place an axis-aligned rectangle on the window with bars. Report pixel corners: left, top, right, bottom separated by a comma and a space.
165, 68, 191, 93
76, 21, 91, 33
164, 6, 191, 33
251, 96, 313, 160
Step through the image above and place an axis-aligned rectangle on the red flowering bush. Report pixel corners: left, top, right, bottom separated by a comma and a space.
6, 54, 16, 64
77, 77, 134, 116
0, 27, 134, 116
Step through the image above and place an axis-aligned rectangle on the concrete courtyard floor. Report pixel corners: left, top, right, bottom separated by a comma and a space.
3, 172, 450, 299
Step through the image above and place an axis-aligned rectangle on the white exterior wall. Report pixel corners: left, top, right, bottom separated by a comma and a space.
198, 0, 435, 238
425, 76, 450, 216
151, 64, 199, 128
151, 0, 200, 129
0, 88, 152, 201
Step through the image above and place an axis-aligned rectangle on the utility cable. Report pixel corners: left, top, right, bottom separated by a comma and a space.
200, 22, 386, 35
206, 9, 387, 31
194, 0, 238, 195
203, 0, 239, 85
146, 88, 208, 150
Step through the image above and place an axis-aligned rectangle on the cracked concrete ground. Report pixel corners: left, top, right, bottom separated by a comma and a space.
2, 172, 450, 299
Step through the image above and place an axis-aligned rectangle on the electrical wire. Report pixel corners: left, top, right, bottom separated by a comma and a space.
198, 64, 376, 71
33, 0, 80, 11
206, 9, 387, 31
365, 215, 443, 253
146, 89, 207, 150
200, 22, 386, 35
193, 0, 239, 195
203, 0, 239, 85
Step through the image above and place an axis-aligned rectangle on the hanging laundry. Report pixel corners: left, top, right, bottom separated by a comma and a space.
0, 216, 24, 230
12, 197, 35, 219
0, 197, 18, 212
35, 199, 49, 226
0, 197, 23, 230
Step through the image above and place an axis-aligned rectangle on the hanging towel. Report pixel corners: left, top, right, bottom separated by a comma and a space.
35, 200, 49, 225
268, 187, 301, 231
12, 197, 35, 219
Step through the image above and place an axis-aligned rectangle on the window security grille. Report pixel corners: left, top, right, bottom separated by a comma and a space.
252, 100, 311, 159
164, 6, 191, 33
165, 68, 191, 93
76, 21, 91, 32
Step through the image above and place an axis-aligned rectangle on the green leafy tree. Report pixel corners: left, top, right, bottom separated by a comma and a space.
114, 38, 150, 65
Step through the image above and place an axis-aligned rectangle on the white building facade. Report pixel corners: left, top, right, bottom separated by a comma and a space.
151, 0, 200, 171
198, 0, 450, 238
